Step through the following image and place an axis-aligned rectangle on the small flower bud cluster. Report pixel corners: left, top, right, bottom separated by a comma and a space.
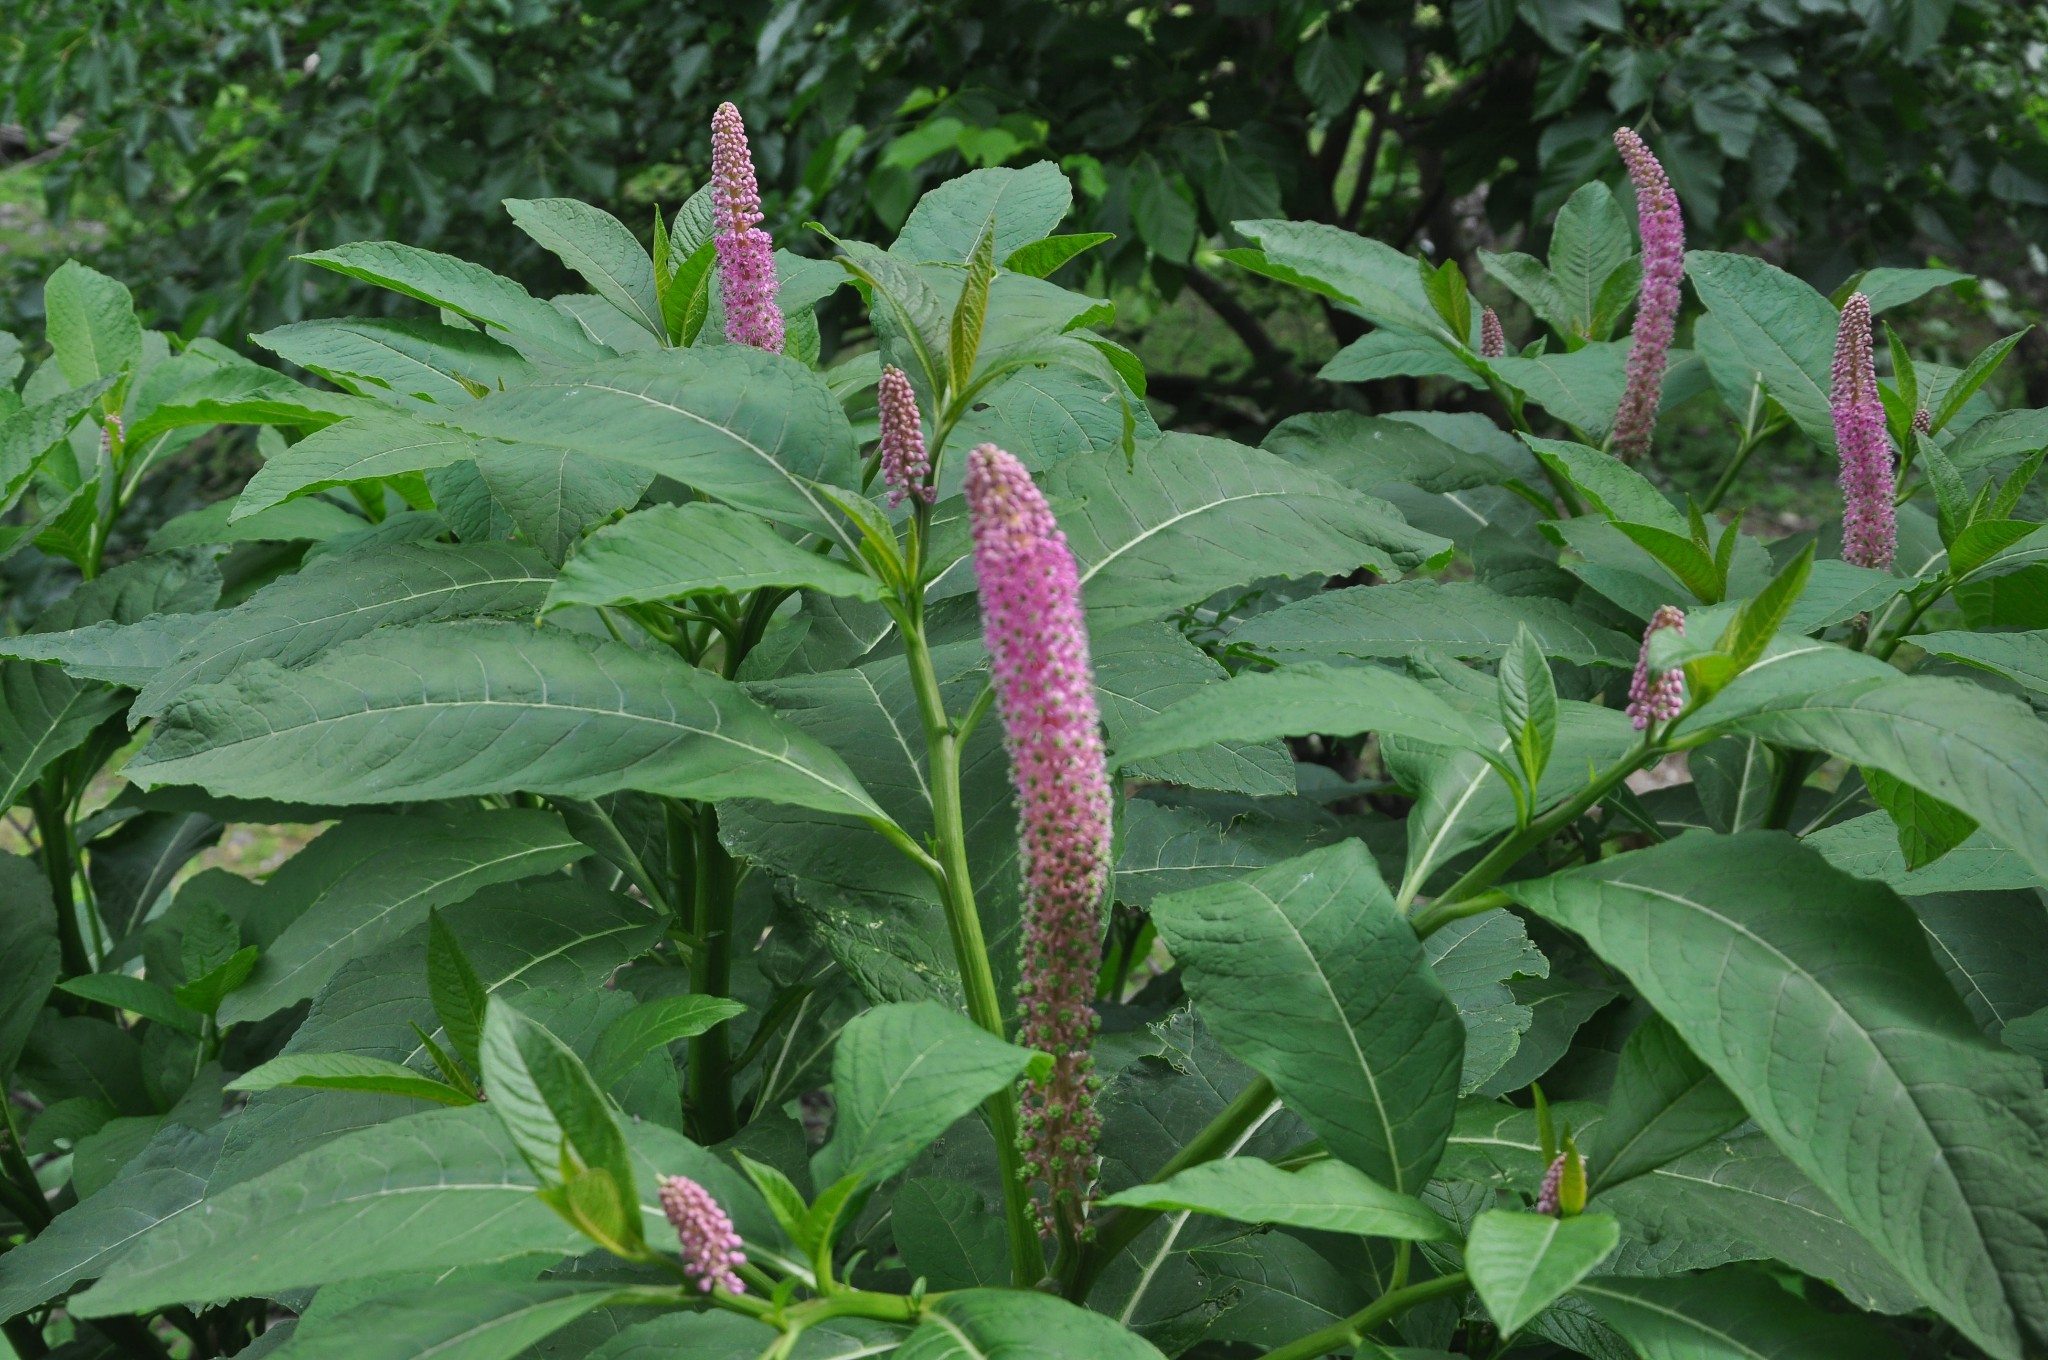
877, 365, 934, 506
1626, 605, 1687, 730
1912, 406, 1932, 437
1611, 128, 1684, 463
658, 1174, 746, 1295
710, 102, 784, 355
1479, 306, 1506, 360
1831, 294, 1896, 571
1536, 1152, 1568, 1216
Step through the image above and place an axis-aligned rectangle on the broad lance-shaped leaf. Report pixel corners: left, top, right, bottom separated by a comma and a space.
1806, 811, 2046, 894
1091, 624, 1295, 796
1509, 832, 2048, 1360
1685, 250, 1839, 451
1097, 1156, 1449, 1240
1042, 432, 1451, 632
295, 241, 609, 363
251, 319, 534, 413
1578, 1267, 1902, 1360
233, 410, 482, 518
1148, 841, 1463, 1194
1112, 661, 1485, 771
1590, 1015, 1746, 1194
226, 1054, 469, 1105
128, 619, 892, 825
896, 1288, 1168, 1360
1230, 580, 1635, 668
507, 197, 665, 340
0, 659, 126, 810
258, 1280, 636, 1360
1466, 1210, 1619, 1336
436, 349, 859, 534
546, 501, 881, 612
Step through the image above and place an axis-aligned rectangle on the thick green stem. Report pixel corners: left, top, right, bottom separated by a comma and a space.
688, 807, 738, 1143
1260, 1271, 1470, 1360
28, 779, 89, 981
1702, 382, 1771, 513
902, 626, 1043, 1288
1062, 1075, 1279, 1301
1761, 748, 1818, 832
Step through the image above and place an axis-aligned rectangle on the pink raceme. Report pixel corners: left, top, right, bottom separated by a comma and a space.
877, 365, 934, 506
1626, 605, 1687, 730
1611, 128, 1684, 462
711, 102, 784, 354
1832, 294, 1895, 570
964, 444, 1114, 1232
658, 1174, 747, 1295
1480, 306, 1506, 359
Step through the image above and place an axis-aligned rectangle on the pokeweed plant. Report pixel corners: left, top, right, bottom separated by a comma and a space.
0, 107, 2046, 1360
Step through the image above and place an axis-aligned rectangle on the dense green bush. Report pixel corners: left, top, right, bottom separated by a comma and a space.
2, 98, 2048, 1360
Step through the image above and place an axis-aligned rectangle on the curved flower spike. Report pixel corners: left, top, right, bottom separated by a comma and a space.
1611, 128, 1684, 463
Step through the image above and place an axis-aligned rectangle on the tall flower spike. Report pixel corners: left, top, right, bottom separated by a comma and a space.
1832, 294, 1896, 570
710, 102, 784, 355
1479, 306, 1506, 360
965, 444, 1114, 1233
1611, 128, 1684, 463
1626, 605, 1687, 730
877, 365, 934, 506
658, 1175, 747, 1296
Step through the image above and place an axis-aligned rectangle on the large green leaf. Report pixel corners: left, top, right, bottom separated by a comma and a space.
0, 854, 59, 1083
893, 162, 1073, 263
896, 1288, 1169, 1360
479, 1000, 636, 1208
1511, 832, 2048, 1359
1466, 1210, 1619, 1335
234, 411, 481, 517
129, 619, 891, 824
1098, 1156, 1448, 1239
1590, 1016, 1746, 1194
265, 1280, 632, 1360
1231, 581, 1635, 668
1149, 841, 1462, 1194
546, 501, 881, 611
0, 658, 125, 809
1228, 220, 1447, 339
1684, 251, 1838, 451
1491, 342, 1631, 439
1578, 1267, 1900, 1360
44, 259, 142, 387
252, 319, 533, 412
1111, 800, 1322, 908
1805, 811, 2045, 894
1043, 433, 1451, 632
437, 349, 858, 533
1909, 890, 2048, 1043
1261, 410, 1509, 495
219, 810, 590, 1024
132, 541, 554, 720
1090, 624, 1294, 795
1424, 908, 1547, 1093
507, 198, 664, 339
472, 442, 653, 566
894, 1180, 1020, 1290
295, 241, 609, 363
1913, 628, 2048, 698
812, 1001, 1034, 1187
1523, 436, 1687, 533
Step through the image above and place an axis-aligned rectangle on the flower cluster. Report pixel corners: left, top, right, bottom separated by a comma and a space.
1626, 605, 1687, 729
1611, 128, 1684, 463
965, 443, 1114, 1232
710, 102, 784, 355
1479, 306, 1506, 360
1832, 293, 1896, 571
658, 1174, 747, 1296
877, 365, 934, 507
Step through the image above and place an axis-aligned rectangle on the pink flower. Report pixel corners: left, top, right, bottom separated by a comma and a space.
711, 102, 784, 355
1832, 294, 1895, 571
1626, 605, 1687, 730
877, 365, 934, 507
1536, 1152, 1568, 1216
964, 444, 1113, 1232
658, 1175, 747, 1295
1480, 306, 1506, 360
1611, 128, 1684, 463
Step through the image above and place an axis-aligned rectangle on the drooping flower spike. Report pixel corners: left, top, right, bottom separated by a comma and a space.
1611, 128, 1684, 463
877, 365, 934, 507
710, 102, 784, 355
1832, 293, 1896, 571
658, 1174, 747, 1296
1479, 306, 1506, 360
1626, 605, 1687, 730
965, 444, 1114, 1232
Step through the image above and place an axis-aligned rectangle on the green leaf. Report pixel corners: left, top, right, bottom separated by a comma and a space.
1864, 765, 1979, 870
130, 619, 892, 825
547, 502, 880, 612
1229, 220, 1447, 341
1, 378, 117, 510
896, 1288, 1168, 1360
132, 541, 554, 720
1003, 232, 1113, 278
171, 945, 257, 1016
589, 994, 748, 1088
472, 442, 652, 566
1548, 182, 1637, 342
428, 908, 491, 1070
1149, 842, 1462, 1194
1231, 581, 1635, 668
1130, 155, 1198, 263
1264, 411, 1510, 495
1685, 251, 1839, 451
225, 1053, 471, 1105
1466, 1210, 1619, 1335
1420, 257, 1474, 346
812, 1001, 1034, 1187
1099, 1156, 1449, 1239
264, 1280, 632, 1360
506, 198, 665, 341
43, 260, 142, 388
1590, 1015, 1746, 1193
0, 855, 58, 1082
892, 162, 1074, 263
1933, 329, 2028, 434
436, 350, 858, 534
252, 319, 532, 411
1112, 661, 1484, 771
1807, 810, 2045, 894
295, 242, 608, 363
1523, 436, 1686, 532
1318, 328, 1483, 387
0, 659, 126, 810
480, 1001, 636, 1208
1510, 832, 2048, 1360
1045, 433, 1450, 631
894, 1179, 1011, 1289
1425, 908, 1549, 1093
1611, 521, 1726, 603
218, 810, 591, 1024
1499, 624, 1559, 793
232, 412, 478, 517
1490, 342, 1631, 438
1716, 542, 1814, 679
1578, 1267, 1901, 1360
1090, 624, 1295, 796
1913, 628, 2048, 699
948, 215, 998, 394
56, 975, 199, 1035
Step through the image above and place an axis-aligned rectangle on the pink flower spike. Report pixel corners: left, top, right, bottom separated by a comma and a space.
1480, 306, 1506, 360
1626, 605, 1687, 730
711, 101, 784, 355
1536, 1152, 1568, 1216
658, 1174, 747, 1295
1831, 294, 1896, 571
877, 365, 934, 506
1611, 128, 1684, 463
964, 444, 1114, 1233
